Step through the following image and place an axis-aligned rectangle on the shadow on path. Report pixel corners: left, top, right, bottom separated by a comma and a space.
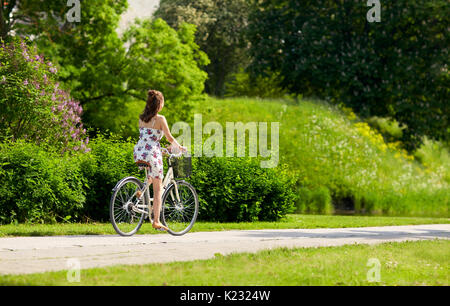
241, 228, 450, 240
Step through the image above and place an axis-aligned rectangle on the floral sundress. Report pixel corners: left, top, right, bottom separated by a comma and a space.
133, 127, 164, 179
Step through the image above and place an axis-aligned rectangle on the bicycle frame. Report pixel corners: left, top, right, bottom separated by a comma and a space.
130, 163, 181, 216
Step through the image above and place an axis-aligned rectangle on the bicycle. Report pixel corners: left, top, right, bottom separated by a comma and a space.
110, 147, 199, 236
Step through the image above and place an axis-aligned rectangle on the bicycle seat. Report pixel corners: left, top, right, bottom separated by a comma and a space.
135, 160, 151, 168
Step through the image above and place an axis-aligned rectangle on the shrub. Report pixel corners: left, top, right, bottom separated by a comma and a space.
295, 186, 333, 214
0, 37, 89, 154
79, 134, 141, 221
224, 69, 287, 99
0, 141, 86, 224
0, 135, 144, 223
0, 134, 298, 223
414, 137, 450, 184
188, 156, 297, 222
81, 137, 298, 222
367, 116, 405, 142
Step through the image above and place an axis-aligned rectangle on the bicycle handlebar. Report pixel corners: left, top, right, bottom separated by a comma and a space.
161, 147, 187, 158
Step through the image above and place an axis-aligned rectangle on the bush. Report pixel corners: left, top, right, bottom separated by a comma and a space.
414, 137, 450, 184
188, 156, 297, 222
367, 116, 405, 143
0, 141, 86, 223
295, 186, 333, 214
0, 37, 89, 154
0, 134, 298, 223
224, 69, 287, 99
0, 135, 144, 223
79, 134, 141, 221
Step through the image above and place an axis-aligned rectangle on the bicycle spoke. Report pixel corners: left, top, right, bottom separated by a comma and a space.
115, 209, 128, 223
110, 179, 146, 236
162, 182, 198, 235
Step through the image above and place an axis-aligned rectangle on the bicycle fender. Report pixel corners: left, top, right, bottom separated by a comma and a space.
111, 176, 140, 192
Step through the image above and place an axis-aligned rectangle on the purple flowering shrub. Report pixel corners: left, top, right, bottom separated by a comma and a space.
0, 38, 89, 153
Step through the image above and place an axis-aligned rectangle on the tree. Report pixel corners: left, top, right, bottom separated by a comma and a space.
96, 18, 210, 126
2, 1, 209, 133
248, 0, 449, 148
154, 0, 252, 96
0, 37, 88, 153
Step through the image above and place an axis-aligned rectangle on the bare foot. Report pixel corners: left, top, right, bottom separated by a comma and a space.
152, 222, 169, 231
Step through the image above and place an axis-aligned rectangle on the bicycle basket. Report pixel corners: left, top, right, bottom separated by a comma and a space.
172, 156, 192, 178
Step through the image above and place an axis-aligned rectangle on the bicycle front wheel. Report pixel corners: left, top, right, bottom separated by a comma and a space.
161, 180, 199, 236
110, 177, 147, 236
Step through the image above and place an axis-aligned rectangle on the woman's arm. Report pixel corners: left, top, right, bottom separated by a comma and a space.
161, 115, 186, 151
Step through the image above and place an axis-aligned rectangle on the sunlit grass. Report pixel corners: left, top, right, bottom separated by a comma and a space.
192, 97, 449, 217
0, 214, 448, 237
1, 239, 448, 285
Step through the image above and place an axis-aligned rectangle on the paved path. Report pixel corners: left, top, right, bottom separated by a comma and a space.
0, 224, 449, 275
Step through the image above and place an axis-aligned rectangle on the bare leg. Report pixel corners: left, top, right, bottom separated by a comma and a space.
146, 176, 153, 220
137, 176, 152, 199
151, 177, 168, 231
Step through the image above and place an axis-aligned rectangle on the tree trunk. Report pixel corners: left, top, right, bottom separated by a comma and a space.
0, 0, 13, 40
0, 2, 7, 40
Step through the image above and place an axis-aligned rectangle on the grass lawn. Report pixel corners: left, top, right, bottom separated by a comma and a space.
1, 239, 448, 285
0, 214, 449, 237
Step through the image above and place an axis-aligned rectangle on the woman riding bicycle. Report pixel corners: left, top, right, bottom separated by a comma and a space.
133, 89, 187, 231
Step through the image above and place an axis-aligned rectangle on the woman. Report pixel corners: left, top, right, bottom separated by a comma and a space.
133, 89, 187, 231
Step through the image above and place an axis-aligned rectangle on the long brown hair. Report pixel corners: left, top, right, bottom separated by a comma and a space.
140, 89, 164, 123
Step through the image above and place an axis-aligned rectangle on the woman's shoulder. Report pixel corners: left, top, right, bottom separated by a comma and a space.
156, 114, 167, 124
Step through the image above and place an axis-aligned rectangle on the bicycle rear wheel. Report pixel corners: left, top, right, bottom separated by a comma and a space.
161, 180, 199, 236
110, 177, 147, 236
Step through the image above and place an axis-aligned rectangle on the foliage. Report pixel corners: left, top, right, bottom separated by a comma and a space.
5, 0, 128, 104
86, 99, 144, 140
119, 18, 209, 123
366, 116, 405, 143
295, 186, 333, 214
81, 17, 210, 137
78, 134, 140, 221
0, 37, 88, 153
0, 134, 141, 223
0, 132, 297, 223
188, 156, 297, 222
224, 68, 287, 98
3, 1, 208, 133
154, 0, 252, 96
248, 0, 450, 148
0, 141, 86, 224
414, 137, 450, 184
193, 96, 449, 217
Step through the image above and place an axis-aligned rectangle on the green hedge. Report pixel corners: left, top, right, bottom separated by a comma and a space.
0, 141, 86, 223
79, 135, 140, 221
0, 137, 298, 223
188, 156, 297, 222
